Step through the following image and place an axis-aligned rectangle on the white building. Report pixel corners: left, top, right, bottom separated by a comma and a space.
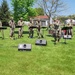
65, 19, 75, 25
33, 15, 53, 26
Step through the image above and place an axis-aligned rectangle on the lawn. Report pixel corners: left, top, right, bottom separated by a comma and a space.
0, 26, 75, 75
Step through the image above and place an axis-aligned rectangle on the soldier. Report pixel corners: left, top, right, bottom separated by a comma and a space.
37, 20, 43, 38
0, 20, 4, 39
48, 20, 54, 35
9, 17, 15, 39
18, 17, 24, 38
0, 20, 2, 27
53, 19, 61, 44
69, 19, 73, 36
28, 19, 34, 38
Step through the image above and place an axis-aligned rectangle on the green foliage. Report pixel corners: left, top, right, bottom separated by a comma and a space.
27, 7, 38, 18
35, 8, 44, 16
58, 16, 68, 23
0, 0, 10, 26
11, 0, 36, 22
23, 13, 29, 21
58, 14, 75, 23
68, 15, 75, 19
21, 7, 38, 21
11, 0, 20, 22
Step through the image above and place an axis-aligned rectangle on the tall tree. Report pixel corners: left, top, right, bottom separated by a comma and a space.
11, 0, 19, 22
11, 0, 36, 22
35, 8, 44, 15
36, 0, 66, 24
0, 0, 10, 26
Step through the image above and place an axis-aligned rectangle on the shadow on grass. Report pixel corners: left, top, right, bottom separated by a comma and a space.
0, 37, 2, 38
23, 31, 29, 34
51, 40, 55, 42
14, 31, 29, 34
0, 37, 5, 40
60, 42, 68, 44
51, 40, 56, 45
46, 34, 53, 37
14, 31, 18, 34
11, 46, 18, 48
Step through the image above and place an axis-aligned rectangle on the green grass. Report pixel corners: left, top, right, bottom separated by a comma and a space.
0, 26, 75, 75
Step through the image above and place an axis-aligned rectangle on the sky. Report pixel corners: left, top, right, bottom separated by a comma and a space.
59, 0, 75, 16
0, 0, 75, 16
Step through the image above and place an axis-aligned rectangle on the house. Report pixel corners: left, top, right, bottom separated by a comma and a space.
65, 19, 75, 25
33, 15, 53, 26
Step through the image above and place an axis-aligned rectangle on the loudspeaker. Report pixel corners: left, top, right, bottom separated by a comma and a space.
63, 35, 72, 39
35, 39, 47, 46
18, 44, 31, 51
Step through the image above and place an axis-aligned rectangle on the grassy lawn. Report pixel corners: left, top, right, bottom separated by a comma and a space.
0, 26, 75, 75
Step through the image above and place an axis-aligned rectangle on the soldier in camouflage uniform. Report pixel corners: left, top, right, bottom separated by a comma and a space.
28, 19, 34, 38
53, 19, 61, 44
37, 20, 43, 38
9, 17, 15, 39
67, 19, 73, 36
0, 20, 2, 27
0, 20, 4, 39
18, 17, 24, 38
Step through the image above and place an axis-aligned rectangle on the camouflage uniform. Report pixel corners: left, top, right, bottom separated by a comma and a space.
67, 20, 73, 36
37, 20, 43, 38
0, 21, 2, 27
28, 21, 34, 38
53, 20, 61, 43
18, 18, 24, 38
9, 18, 15, 38
0, 20, 4, 39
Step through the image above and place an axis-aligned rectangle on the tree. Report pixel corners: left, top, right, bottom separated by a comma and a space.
22, 7, 38, 21
57, 16, 68, 23
11, 0, 19, 22
35, 8, 44, 15
36, 0, 66, 24
11, 0, 36, 22
58, 14, 75, 23
0, 0, 10, 26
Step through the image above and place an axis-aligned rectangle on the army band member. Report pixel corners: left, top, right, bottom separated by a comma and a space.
53, 19, 61, 43
37, 20, 43, 38
0, 20, 2, 27
18, 17, 24, 38
0, 20, 4, 39
9, 17, 15, 39
67, 19, 73, 36
28, 19, 34, 38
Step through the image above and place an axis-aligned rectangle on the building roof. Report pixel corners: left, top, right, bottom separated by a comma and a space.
34, 15, 49, 20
